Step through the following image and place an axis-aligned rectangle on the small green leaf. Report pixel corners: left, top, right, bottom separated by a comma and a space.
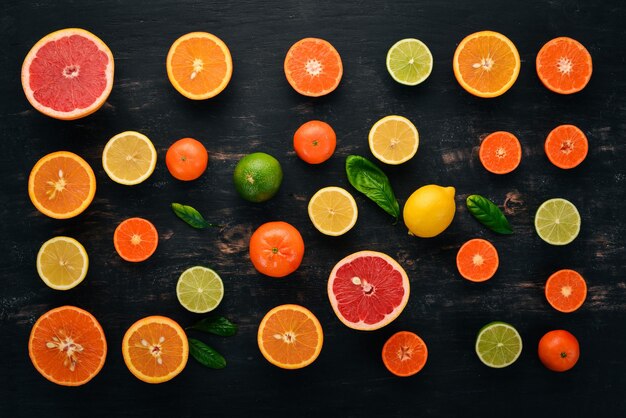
188, 316, 238, 337
345, 155, 400, 220
188, 338, 226, 369
171, 203, 220, 229
466, 194, 513, 234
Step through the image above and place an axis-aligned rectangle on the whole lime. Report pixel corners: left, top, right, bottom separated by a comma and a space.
233, 152, 283, 202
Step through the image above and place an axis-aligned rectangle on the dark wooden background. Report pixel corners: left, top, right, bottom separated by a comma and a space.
1, 0, 625, 416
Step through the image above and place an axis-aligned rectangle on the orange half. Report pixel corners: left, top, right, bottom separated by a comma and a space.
536, 37, 592, 94
284, 38, 343, 97
113, 217, 158, 262
166, 32, 233, 100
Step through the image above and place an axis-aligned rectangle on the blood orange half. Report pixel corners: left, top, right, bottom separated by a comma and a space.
328, 250, 410, 331
21, 28, 114, 120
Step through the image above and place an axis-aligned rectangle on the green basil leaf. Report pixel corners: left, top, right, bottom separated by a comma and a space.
171, 203, 220, 229
188, 316, 238, 337
345, 155, 400, 220
466, 194, 513, 234
188, 338, 226, 369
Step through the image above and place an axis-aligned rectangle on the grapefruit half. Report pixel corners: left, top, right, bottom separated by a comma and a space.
21, 28, 114, 120
328, 250, 410, 331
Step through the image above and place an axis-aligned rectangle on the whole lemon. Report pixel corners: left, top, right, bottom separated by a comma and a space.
403, 185, 456, 237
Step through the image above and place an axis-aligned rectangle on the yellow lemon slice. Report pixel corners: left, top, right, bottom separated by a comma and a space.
36, 236, 89, 290
308, 186, 358, 236
368, 115, 419, 164
102, 131, 157, 185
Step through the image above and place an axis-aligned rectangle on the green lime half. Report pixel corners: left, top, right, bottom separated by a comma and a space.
176, 266, 224, 313
475, 321, 523, 368
386, 38, 433, 86
534, 198, 581, 245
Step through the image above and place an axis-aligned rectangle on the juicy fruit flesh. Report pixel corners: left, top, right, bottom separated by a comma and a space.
479, 131, 522, 174
387, 39, 433, 85
457, 239, 498, 282
104, 133, 156, 183
177, 267, 224, 313
546, 269, 587, 312
535, 199, 581, 245
369, 116, 419, 164
403, 185, 456, 238
308, 187, 358, 236
545, 125, 588, 169
284, 38, 343, 96
37, 237, 88, 289
114, 218, 158, 262
536, 37, 592, 94
382, 331, 428, 377
475, 322, 522, 368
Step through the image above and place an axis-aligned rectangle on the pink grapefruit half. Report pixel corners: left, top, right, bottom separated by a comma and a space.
328, 250, 410, 331
21, 28, 114, 120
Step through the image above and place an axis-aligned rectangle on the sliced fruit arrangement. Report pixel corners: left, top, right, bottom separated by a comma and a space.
113, 217, 159, 262
475, 321, 522, 368
544, 124, 588, 169
166, 137, 209, 181
28, 151, 97, 219
166, 32, 233, 100
293, 120, 337, 164
257, 304, 323, 369
453, 31, 520, 98
176, 266, 224, 314
36, 237, 88, 290
308, 186, 358, 236
122, 316, 189, 383
102, 131, 157, 185
328, 250, 410, 331
534, 198, 581, 245
538, 329, 580, 372
29, 306, 107, 386
249, 221, 304, 278
284, 38, 343, 97
382, 331, 428, 377
545, 269, 587, 313
21, 28, 114, 120
479, 131, 522, 174
536, 37, 592, 94
368, 115, 419, 165
456, 238, 499, 282
403, 185, 456, 238
233, 152, 283, 203
386, 38, 433, 86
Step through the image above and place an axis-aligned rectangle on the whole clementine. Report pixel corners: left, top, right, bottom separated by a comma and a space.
249, 221, 304, 278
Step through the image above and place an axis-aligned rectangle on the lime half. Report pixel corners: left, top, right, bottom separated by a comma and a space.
176, 266, 224, 313
475, 321, 523, 368
534, 198, 581, 245
386, 38, 433, 86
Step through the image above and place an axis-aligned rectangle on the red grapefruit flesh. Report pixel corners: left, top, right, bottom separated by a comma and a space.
328, 250, 410, 331
21, 28, 114, 120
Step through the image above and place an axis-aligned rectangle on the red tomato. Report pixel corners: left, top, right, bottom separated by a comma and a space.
166, 137, 208, 181
293, 120, 336, 164
249, 221, 304, 278
538, 330, 580, 372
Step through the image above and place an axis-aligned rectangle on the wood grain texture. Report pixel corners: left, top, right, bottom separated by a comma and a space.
1, 0, 625, 416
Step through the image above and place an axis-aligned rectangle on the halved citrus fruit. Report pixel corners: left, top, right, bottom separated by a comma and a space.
113, 217, 158, 262
257, 304, 323, 369
29, 306, 107, 386
456, 238, 499, 282
534, 198, 581, 245
475, 321, 522, 368
308, 186, 358, 236
122, 316, 189, 383
545, 269, 587, 313
544, 124, 588, 169
382, 331, 428, 377
284, 38, 343, 97
166, 32, 233, 100
368, 115, 419, 165
102, 131, 157, 185
176, 266, 224, 313
28, 151, 97, 219
479, 131, 522, 174
386, 38, 433, 86
328, 250, 410, 331
453, 31, 520, 98
21, 28, 114, 120
536, 37, 592, 94
37, 236, 88, 290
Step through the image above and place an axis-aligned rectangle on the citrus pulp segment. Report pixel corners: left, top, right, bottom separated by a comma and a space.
475, 321, 522, 368
544, 125, 588, 169
176, 266, 224, 313
368, 115, 419, 165
479, 131, 522, 174
386, 38, 433, 86
545, 269, 587, 313
284, 38, 343, 97
382, 331, 428, 377
534, 198, 581, 245
113, 217, 159, 262
36, 236, 89, 290
456, 238, 499, 282
308, 186, 358, 236
536, 37, 592, 94
328, 251, 410, 331
257, 304, 323, 369
21, 28, 114, 120
102, 131, 157, 185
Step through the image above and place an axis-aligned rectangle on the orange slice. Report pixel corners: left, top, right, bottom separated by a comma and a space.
453, 31, 520, 98
122, 316, 189, 384
166, 32, 233, 100
545, 269, 587, 313
257, 304, 323, 369
284, 38, 343, 97
28, 306, 107, 386
479, 131, 522, 174
382, 331, 428, 377
536, 37, 592, 94
456, 238, 499, 282
28, 151, 96, 219
113, 217, 158, 262
544, 124, 588, 169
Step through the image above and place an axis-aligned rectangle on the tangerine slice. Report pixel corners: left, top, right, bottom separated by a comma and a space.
284, 38, 343, 97
113, 217, 158, 262
382, 331, 428, 377
545, 269, 587, 313
456, 238, 499, 282
544, 124, 588, 169
479, 131, 522, 174
536, 37, 592, 94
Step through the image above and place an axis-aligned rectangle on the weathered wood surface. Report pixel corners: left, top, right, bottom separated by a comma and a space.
1, 0, 625, 416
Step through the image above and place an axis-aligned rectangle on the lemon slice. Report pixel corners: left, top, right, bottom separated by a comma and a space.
176, 266, 224, 313
386, 38, 433, 86
368, 115, 419, 165
102, 131, 157, 185
534, 198, 581, 245
308, 186, 358, 236
36, 236, 89, 290
475, 321, 523, 368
